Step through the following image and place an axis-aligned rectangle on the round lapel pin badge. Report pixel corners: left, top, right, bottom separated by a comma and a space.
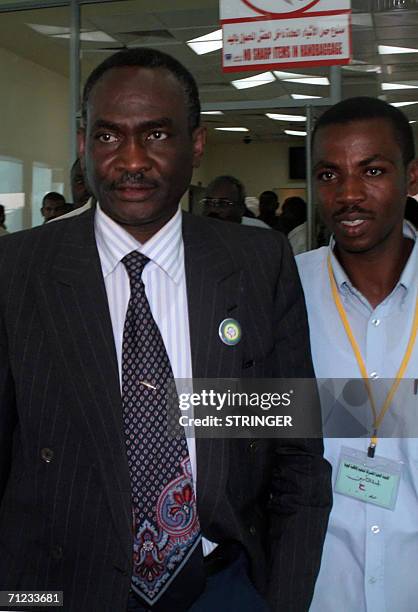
219, 318, 242, 346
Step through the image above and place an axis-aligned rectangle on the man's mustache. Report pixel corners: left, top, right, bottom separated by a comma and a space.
333, 205, 373, 219
109, 172, 158, 190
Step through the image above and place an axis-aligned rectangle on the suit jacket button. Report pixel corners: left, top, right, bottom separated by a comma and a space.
243, 360, 254, 369
41, 448, 54, 463
113, 564, 129, 576
51, 545, 63, 560
249, 525, 257, 536
248, 441, 258, 453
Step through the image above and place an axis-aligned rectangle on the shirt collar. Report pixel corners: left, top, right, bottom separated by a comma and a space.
94, 203, 184, 283
328, 220, 418, 292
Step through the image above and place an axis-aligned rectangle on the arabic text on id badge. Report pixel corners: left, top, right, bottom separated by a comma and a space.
335, 446, 402, 511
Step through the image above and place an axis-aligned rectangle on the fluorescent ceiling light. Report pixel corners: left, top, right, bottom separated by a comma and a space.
266, 113, 306, 122
201, 111, 224, 115
343, 64, 382, 73
27, 23, 69, 35
410, 120, 417, 124
54, 31, 116, 42
291, 94, 322, 100
282, 77, 329, 85
285, 130, 307, 136
274, 70, 310, 80
274, 70, 329, 86
382, 83, 418, 90
231, 71, 275, 90
378, 45, 418, 55
27, 23, 116, 42
390, 101, 418, 107
215, 127, 249, 132
187, 29, 222, 55
351, 13, 373, 27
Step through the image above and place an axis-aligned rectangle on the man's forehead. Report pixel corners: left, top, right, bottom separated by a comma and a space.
312, 118, 402, 160
314, 118, 395, 146
208, 181, 238, 199
44, 199, 63, 206
87, 66, 185, 113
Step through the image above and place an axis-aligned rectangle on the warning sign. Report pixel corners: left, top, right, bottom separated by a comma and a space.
221, 0, 351, 72
220, 0, 350, 20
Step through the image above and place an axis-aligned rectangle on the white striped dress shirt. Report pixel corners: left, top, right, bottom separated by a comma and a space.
94, 203, 215, 556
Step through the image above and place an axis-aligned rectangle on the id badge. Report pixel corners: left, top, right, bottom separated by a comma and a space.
335, 446, 402, 511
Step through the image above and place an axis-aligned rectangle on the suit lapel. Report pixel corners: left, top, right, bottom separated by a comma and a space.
182, 213, 244, 538
182, 213, 244, 380
35, 211, 132, 561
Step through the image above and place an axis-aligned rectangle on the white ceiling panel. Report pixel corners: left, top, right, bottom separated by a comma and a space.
376, 25, 418, 39
155, 8, 218, 29
374, 10, 418, 26
87, 12, 163, 33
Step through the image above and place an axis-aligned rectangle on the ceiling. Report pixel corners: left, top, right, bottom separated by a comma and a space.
2, 0, 418, 143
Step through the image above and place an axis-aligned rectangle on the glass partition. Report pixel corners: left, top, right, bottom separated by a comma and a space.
0, 6, 70, 230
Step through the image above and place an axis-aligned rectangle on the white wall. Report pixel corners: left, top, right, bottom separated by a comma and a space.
192, 139, 306, 200
0, 46, 70, 229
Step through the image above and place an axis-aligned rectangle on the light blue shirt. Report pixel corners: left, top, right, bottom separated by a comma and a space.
296, 222, 418, 612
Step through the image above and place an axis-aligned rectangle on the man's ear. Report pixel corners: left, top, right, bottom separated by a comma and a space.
407, 159, 418, 196
192, 126, 207, 169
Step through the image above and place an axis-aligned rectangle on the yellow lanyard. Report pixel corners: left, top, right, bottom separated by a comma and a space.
327, 254, 418, 457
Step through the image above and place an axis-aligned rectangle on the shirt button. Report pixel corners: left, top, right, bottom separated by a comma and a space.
372, 319, 380, 326
371, 525, 380, 534
41, 448, 54, 463
370, 372, 379, 379
249, 525, 257, 536
368, 577, 377, 584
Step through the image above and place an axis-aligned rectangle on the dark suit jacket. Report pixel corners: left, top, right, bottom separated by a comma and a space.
0, 209, 331, 612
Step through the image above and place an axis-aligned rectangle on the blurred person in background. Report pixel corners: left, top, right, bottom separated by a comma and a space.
280, 196, 307, 235
202, 175, 270, 229
52, 158, 96, 221
0, 204, 8, 236
258, 191, 280, 230
404, 195, 418, 229
40, 191, 69, 223
281, 196, 308, 255
71, 157, 92, 210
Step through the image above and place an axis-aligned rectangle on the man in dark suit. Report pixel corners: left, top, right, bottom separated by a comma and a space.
0, 49, 331, 612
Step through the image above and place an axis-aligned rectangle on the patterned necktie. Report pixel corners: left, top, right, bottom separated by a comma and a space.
121, 251, 202, 609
